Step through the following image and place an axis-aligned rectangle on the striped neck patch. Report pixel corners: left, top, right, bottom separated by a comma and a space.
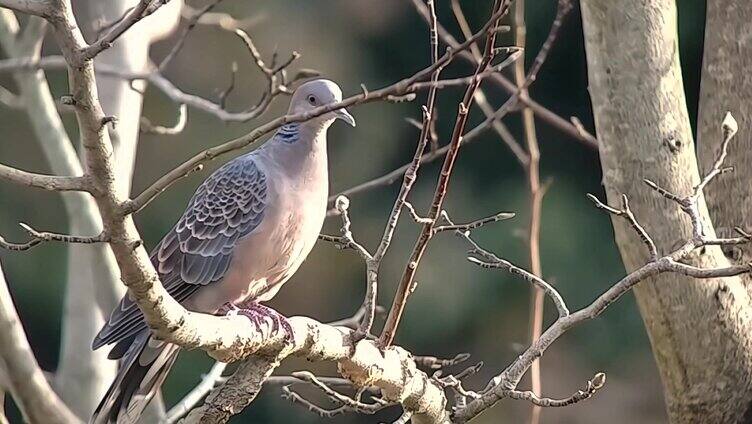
276, 123, 301, 144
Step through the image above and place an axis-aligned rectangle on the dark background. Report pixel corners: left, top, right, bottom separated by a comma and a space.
0, 0, 708, 422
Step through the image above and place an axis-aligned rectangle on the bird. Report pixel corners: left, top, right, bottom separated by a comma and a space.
91, 79, 355, 424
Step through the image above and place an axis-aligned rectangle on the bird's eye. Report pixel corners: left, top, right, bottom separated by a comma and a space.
307, 95, 317, 105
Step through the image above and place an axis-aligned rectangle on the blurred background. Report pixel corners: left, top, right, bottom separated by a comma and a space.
0, 0, 708, 422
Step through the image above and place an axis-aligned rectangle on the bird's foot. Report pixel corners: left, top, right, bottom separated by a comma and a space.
349, 329, 377, 344
218, 302, 241, 316
222, 301, 294, 344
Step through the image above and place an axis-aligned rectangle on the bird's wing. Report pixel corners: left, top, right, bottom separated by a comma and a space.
93, 154, 268, 349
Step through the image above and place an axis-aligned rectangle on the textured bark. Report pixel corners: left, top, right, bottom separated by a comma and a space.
0, 9, 120, 419
697, 2, 752, 281
180, 318, 449, 424
54, 1, 180, 419
580, 0, 752, 422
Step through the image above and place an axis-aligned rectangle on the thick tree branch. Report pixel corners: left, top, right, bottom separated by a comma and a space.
0, 8, 125, 417
3, 3, 522, 422
178, 317, 449, 424
0, 163, 89, 191
0, 0, 52, 17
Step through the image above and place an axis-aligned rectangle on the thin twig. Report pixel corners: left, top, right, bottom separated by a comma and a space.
291, 371, 391, 415
414, 352, 472, 371
81, 0, 169, 62
140, 103, 187, 135
0, 163, 89, 192
410, 0, 597, 150
158, 0, 225, 72
0, 223, 107, 251
694, 112, 738, 196
505, 372, 606, 407
380, 0, 511, 348
433, 211, 515, 234
587, 193, 658, 260
454, 113, 750, 422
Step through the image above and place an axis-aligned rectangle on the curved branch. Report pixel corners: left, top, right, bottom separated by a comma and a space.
179, 316, 449, 424
0, 261, 80, 424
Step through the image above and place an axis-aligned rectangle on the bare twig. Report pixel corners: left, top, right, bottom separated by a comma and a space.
587, 193, 658, 260
453, 113, 751, 423
291, 371, 392, 414
0, 223, 107, 251
158, 0, 224, 72
80, 0, 170, 62
165, 361, 227, 424
694, 112, 738, 196
380, 0, 511, 348
433, 211, 515, 234
140, 103, 187, 135
504, 372, 606, 407
468, 256, 569, 318
410, 0, 597, 150
414, 352, 472, 371
281, 385, 351, 418
512, 0, 545, 419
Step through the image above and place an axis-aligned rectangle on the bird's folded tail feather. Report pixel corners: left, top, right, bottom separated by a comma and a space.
91, 331, 179, 424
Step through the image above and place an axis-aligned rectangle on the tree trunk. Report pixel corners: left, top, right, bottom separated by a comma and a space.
697, 2, 752, 281
580, 0, 752, 422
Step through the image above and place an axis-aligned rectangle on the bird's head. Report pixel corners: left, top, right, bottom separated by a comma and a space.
288, 79, 356, 129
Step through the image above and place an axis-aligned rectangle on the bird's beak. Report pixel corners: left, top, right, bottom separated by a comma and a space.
335, 108, 356, 127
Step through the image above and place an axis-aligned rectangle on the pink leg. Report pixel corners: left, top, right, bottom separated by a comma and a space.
218, 301, 294, 343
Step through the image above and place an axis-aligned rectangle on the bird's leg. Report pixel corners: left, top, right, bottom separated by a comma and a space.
217, 302, 241, 316
225, 300, 294, 344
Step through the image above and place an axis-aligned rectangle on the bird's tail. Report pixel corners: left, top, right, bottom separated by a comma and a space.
91, 331, 179, 424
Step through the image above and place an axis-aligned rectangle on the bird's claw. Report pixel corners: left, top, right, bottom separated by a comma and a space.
349, 329, 377, 344
223, 301, 294, 344
217, 302, 241, 316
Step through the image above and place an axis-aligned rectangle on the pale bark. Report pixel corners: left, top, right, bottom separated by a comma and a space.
0, 260, 80, 424
0, 9, 122, 419
697, 2, 752, 282
179, 318, 449, 424
580, 0, 752, 422
53, 1, 180, 418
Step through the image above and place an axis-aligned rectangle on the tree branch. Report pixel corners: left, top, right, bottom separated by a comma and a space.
0, 223, 107, 251
504, 372, 606, 407
0, 0, 52, 17
453, 112, 751, 422
79, 0, 170, 62
380, 0, 510, 347
0, 163, 89, 191
0, 260, 80, 424
410, 0, 597, 150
